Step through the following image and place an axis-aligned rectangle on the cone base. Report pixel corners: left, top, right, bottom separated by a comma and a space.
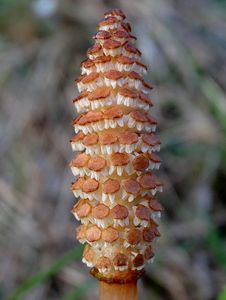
90, 267, 144, 283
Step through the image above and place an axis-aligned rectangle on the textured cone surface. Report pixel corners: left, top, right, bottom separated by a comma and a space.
70, 8, 163, 282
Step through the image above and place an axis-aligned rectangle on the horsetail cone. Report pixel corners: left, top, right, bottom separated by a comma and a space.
70, 8, 163, 283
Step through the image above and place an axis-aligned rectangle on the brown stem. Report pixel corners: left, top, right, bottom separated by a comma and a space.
99, 281, 137, 300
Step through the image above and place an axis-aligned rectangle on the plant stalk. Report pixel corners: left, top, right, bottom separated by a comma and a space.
99, 281, 137, 300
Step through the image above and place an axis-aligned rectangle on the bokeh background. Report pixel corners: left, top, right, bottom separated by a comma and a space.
0, 0, 226, 299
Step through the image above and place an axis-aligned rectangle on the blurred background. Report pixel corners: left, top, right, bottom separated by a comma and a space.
0, 0, 226, 299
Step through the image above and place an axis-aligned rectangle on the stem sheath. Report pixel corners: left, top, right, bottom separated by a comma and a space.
99, 281, 137, 300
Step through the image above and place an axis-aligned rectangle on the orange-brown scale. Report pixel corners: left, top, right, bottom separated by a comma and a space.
93, 56, 113, 73
98, 17, 120, 31
104, 9, 126, 20
102, 227, 119, 243
72, 199, 91, 220
87, 43, 103, 59
80, 59, 96, 74
102, 39, 123, 57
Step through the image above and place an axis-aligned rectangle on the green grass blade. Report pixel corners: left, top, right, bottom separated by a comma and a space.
217, 286, 226, 300
206, 228, 226, 268
4, 245, 84, 300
